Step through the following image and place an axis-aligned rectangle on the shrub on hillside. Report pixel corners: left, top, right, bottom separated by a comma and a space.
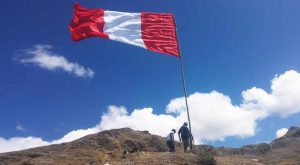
195, 150, 216, 165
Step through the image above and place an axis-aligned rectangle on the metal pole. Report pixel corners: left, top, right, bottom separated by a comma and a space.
179, 55, 193, 151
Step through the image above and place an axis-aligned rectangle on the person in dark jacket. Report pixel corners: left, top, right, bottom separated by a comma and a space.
178, 122, 191, 153
166, 129, 176, 152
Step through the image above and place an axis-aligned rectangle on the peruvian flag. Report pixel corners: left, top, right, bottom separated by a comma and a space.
69, 3, 180, 57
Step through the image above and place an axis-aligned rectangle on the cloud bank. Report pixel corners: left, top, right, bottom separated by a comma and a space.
19, 45, 94, 78
1, 70, 300, 153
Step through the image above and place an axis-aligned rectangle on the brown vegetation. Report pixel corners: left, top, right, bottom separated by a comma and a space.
0, 127, 299, 165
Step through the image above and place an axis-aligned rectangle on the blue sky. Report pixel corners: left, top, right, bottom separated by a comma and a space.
1, 0, 300, 152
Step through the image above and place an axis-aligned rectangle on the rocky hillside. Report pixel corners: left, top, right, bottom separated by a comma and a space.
264, 126, 300, 164
0, 127, 299, 165
214, 126, 300, 164
0, 128, 172, 165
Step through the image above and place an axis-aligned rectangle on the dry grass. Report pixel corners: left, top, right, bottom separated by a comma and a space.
215, 156, 264, 165
1, 127, 300, 165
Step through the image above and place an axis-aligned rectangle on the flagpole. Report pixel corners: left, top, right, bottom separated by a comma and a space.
173, 15, 193, 152
178, 55, 193, 151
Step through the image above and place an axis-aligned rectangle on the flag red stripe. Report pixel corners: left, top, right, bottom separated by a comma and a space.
69, 3, 108, 41
141, 13, 180, 56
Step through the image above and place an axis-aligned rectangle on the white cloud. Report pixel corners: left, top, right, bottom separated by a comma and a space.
0, 126, 102, 153
51, 126, 100, 144
276, 128, 288, 138
16, 124, 26, 131
242, 70, 300, 117
19, 44, 94, 78
1, 70, 300, 153
167, 92, 259, 142
99, 106, 180, 138
0, 137, 49, 153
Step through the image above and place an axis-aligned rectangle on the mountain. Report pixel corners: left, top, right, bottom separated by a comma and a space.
0, 128, 198, 165
214, 126, 300, 164
264, 126, 300, 164
0, 127, 299, 165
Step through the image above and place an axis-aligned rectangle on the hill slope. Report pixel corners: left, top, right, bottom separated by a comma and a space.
0, 127, 299, 165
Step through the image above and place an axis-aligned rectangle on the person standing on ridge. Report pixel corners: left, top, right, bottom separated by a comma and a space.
178, 122, 191, 153
166, 129, 176, 152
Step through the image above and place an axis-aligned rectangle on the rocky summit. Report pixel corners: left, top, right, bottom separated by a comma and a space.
0, 127, 300, 165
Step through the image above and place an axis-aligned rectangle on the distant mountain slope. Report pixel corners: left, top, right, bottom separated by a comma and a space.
264, 126, 300, 164
0, 127, 299, 165
215, 126, 300, 164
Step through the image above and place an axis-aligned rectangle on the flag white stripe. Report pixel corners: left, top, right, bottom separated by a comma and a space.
103, 11, 146, 49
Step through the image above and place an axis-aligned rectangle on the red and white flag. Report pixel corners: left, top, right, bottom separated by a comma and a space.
69, 3, 180, 56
